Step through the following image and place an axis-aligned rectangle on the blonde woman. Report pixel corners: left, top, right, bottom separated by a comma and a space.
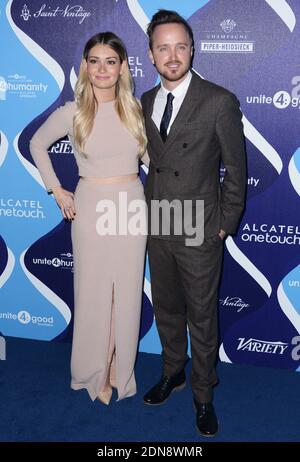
30, 32, 149, 405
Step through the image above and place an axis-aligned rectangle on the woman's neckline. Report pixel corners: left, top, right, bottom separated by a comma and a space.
98, 99, 116, 104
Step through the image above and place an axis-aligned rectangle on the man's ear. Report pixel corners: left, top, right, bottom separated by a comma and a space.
148, 48, 155, 65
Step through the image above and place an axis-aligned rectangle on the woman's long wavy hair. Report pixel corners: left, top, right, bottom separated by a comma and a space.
73, 32, 146, 156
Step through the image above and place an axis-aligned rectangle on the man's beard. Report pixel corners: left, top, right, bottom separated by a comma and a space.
158, 62, 190, 82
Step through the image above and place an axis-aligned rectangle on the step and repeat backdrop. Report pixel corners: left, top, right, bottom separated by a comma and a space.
0, 0, 299, 370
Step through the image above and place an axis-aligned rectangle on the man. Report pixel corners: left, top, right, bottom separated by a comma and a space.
141, 10, 246, 437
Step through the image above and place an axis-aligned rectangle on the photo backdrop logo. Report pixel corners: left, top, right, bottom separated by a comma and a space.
17, 310, 54, 327
200, 19, 254, 53
21, 4, 31, 21
0, 76, 7, 101
1, 310, 54, 327
21, 3, 91, 24
49, 139, 74, 155
128, 56, 144, 78
18, 310, 31, 324
32, 252, 73, 271
220, 167, 259, 188
246, 76, 300, 109
237, 338, 289, 354
220, 19, 236, 33
241, 223, 300, 246
0, 198, 45, 219
219, 296, 250, 312
0, 74, 48, 100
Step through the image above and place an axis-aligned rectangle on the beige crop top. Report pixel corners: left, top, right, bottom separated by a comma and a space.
30, 100, 149, 191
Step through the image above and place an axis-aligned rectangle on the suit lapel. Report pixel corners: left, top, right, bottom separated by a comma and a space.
144, 85, 165, 150
163, 74, 200, 153
144, 73, 203, 159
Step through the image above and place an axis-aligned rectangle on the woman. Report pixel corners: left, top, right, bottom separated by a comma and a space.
30, 32, 149, 405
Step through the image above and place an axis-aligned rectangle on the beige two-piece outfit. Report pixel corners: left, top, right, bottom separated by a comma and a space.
30, 100, 147, 401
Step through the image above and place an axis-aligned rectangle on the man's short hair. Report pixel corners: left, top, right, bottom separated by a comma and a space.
147, 9, 194, 50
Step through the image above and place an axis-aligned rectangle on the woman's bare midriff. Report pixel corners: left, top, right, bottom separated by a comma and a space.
81, 173, 138, 184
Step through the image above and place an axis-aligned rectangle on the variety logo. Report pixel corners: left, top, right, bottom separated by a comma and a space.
237, 338, 289, 355
220, 168, 259, 187
247, 177, 260, 187
21, 3, 91, 24
219, 296, 250, 312
241, 223, 300, 246
32, 252, 73, 271
0, 198, 45, 219
49, 139, 74, 155
200, 19, 254, 54
0, 73, 48, 100
0, 310, 54, 327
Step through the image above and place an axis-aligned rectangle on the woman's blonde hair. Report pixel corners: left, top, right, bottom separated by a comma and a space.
73, 32, 146, 156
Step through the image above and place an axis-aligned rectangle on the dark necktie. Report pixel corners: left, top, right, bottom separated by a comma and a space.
160, 92, 174, 142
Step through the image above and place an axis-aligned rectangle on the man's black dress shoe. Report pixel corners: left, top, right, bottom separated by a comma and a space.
143, 370, 186, 405
194, 399, 218, 437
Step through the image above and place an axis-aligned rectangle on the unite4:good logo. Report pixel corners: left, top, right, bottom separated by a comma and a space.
18, 310, 54, 326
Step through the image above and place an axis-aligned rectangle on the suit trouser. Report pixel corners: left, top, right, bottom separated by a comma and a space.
148, 234, 224, 403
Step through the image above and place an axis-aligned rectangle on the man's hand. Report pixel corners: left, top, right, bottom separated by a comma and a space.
218, 229, 227, 240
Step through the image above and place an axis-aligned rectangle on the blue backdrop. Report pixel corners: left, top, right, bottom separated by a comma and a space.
0, 0, 299, 371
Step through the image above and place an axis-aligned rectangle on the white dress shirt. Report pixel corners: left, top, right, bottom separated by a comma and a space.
151, 71, 192, 134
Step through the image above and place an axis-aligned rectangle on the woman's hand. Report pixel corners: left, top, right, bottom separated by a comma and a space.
51, 186, 76, 220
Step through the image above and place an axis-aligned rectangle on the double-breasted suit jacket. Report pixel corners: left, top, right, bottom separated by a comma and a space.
141, 71, 247, 241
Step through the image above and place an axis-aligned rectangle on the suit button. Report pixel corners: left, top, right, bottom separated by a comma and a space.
174, 171, 179, 176
156, 168, 160, 173
183, 143, 188, 148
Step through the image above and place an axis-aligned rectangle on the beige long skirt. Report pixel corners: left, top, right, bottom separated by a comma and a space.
70, 177, 147, 401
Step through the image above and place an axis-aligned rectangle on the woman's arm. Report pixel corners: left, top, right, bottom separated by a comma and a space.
30, 102, 77, 220
29, 102, 75, 192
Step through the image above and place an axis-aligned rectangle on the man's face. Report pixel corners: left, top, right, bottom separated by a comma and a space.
149, 23, 193, 89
